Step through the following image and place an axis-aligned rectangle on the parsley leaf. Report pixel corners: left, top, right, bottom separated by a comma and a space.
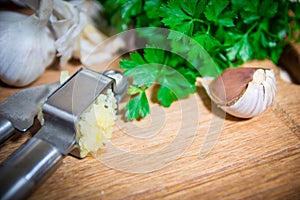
193, 33, 222, 53
158, 66, 195, 107
160, 1, 195, 35
204, 0, 234, 27
120, 51, 161, 87
120, 48, 197, 119
227, 35, 252, 62
125, 86, 150, 120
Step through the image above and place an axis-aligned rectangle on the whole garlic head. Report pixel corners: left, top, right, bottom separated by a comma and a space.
198, 68, 277, 118
0, 0, 56, 87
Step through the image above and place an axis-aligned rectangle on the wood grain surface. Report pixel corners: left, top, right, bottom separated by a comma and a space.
0, 59, 299, 200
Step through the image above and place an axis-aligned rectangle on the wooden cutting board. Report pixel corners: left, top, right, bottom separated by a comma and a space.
0, 59, 299, 199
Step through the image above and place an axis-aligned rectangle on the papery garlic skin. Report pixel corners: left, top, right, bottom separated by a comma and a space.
198, 68, 277, 118
50, 0, 88, 67
72, 23, 125, 67
0, 5, 56, 86
71, 0, 125, 67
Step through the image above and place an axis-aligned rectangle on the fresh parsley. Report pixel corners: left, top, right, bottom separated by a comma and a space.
98, 0, 300, 120
120, 48, 197, 119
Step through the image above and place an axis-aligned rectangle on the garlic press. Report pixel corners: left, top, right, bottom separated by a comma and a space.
0, 68, 128, 200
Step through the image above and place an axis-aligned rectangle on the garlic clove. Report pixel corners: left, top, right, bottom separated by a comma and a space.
197, 67, 277, 118
0, 11, 26, 22
209, 67, 257, 106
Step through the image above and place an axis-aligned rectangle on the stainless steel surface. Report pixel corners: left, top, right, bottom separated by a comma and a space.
0, 137, 63, 200
0, 116, 14, 143
103, 69, 129, 104
0, 82, 60, 144
0, 68, 122, 199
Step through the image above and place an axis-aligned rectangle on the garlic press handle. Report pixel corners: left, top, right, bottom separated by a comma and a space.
0, 116, 15, 144
0, 136, 63, 200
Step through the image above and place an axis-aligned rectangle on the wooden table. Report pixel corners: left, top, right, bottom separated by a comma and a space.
0, 59, 299, 199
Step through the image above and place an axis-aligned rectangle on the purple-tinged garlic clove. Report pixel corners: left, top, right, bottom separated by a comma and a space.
197, 68, 277, 118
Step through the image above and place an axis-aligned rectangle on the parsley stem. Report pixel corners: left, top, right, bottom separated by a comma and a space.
206, 24, 211, 34
193, 18, 207, 24
246, 22, 258, 36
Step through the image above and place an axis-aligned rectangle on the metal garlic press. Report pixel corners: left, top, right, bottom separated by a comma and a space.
0, 68, 128, 200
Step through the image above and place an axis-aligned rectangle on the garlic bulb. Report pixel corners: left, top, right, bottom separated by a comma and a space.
0, 0, 56, 86
197, 68, 277, 118
16, 0, 89, 67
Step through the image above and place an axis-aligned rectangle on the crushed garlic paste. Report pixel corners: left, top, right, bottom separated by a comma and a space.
77, 89, 117, 157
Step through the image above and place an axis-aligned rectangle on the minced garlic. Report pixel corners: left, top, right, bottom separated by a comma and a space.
76, 89, 117, 158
